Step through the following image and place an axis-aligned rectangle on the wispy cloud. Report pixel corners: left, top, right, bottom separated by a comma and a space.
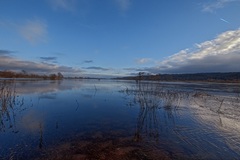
79, 60, 94, 65
40, 57, 57, 61
83, 60, 93, 63
19, 20, 47, 44
123, 67, 139, 71
0, 49, 15, 55
136, 58, 153, 64
48, 0, 77, 12
0, 19, 48, 44
0, 53, 81, 75
141, 28, 240, 74
40, 57, 58, 63
202, 0, 240, 12
84, 66, 109, 71
220, 18, 230, 23
115, 0, 131, 12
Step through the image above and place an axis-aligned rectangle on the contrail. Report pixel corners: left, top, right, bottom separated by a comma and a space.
220, 18, 230, 24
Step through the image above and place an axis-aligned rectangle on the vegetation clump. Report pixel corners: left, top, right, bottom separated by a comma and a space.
0, 70, 64, 80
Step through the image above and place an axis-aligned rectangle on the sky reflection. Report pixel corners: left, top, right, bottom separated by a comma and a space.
0, 79, 240, 159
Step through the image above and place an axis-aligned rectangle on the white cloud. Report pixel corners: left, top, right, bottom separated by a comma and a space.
143, 28, 240, 74
202, 0, 240, 12
136, 58, 153, 64
48, 0, 77, 12
115, 0, 131, 11
19, 20, 47, 44
0, 19, 48, 44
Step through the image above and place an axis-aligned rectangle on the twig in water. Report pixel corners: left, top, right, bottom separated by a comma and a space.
75, 100, 80, 111
94, 84, 97, 91
217, 99, 224, 113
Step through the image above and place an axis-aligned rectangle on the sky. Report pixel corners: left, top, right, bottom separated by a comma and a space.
0, 0, 240, 77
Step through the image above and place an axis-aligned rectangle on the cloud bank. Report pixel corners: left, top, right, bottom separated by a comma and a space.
141, 28, 240, 74
0, 52, 81, 75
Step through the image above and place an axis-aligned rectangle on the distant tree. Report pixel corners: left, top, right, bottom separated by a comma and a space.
42, 74, 48, 80
21, 70, 27, 75
49, 74, 57, 80
57, 72, 64, 79
138, 72, 145, 80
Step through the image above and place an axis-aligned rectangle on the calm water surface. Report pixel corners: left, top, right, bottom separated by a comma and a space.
0, 79, 240, 159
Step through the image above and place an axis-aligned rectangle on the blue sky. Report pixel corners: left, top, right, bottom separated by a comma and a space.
0, 0, 240, 77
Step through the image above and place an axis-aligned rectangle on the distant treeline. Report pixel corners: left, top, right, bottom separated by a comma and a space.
117, 72, 240, 83
0, 70, 64, 80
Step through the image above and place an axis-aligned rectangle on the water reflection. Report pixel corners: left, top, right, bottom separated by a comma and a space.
189, 90, 240, 155
1, 79, 240, 159
191, 90, 240, 130
122, 81, 240, 158
14, 79, 83, 94
123, 81, 240, 136
0, 80, 24, 133
39, 123, 44, 149
123, 81, 190, 142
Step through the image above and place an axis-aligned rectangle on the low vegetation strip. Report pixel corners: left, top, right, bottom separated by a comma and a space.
117, 72, 240, 83
0, 70, 64, 80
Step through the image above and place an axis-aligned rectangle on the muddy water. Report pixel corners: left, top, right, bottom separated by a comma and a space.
0, 79, 240, 159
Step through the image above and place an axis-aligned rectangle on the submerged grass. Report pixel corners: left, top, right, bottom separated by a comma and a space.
0, 80, 24, 132
35, 131, 171, 160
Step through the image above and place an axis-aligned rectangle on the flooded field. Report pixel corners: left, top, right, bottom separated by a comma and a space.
0, 79, 240, 159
